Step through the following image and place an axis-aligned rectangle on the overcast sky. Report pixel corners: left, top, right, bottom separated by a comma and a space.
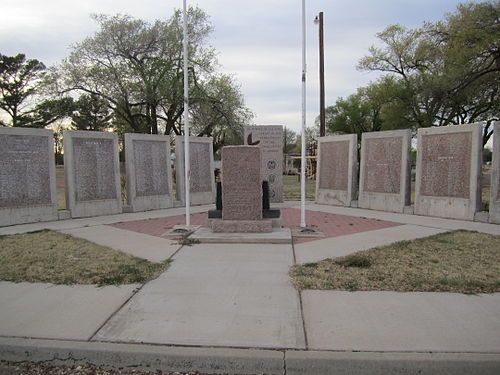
0, 0, 475, 133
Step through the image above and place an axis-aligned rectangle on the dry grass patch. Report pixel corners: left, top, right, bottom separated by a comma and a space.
0, 230, 170, 286
290, 230, 500, 294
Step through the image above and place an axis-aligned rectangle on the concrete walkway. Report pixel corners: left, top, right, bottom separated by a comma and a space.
1, 202, 499, 374
94, 243, 305, 349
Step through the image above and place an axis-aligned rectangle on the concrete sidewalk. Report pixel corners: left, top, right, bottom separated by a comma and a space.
1, 202, 499, 374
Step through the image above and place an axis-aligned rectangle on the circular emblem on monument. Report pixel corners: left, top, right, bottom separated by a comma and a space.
267, 160, 276, 170
268, 174, 276, 183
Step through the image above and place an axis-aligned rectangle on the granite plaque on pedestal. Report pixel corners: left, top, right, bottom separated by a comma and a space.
244, 125, 283, 203
175, 136, 215, 206
125, 133, 173, 212
489, 121, 500, 224
222, 146, 262, 221
316, 134, 358, 206
415, 123, 482, 220
0, 128, 58, 226
359, 129, 411, 213
63, 130, 122, 218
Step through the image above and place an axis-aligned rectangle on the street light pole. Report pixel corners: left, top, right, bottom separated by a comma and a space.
315, 12, 325, 137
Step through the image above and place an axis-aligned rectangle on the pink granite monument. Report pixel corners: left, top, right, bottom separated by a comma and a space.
358, 129, 411, 213
415, 123, 482, 220
211, 146, 272, 233
316, 134, 358, 206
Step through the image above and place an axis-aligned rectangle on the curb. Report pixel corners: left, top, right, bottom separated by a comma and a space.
0, 337, 284, 375
2, 337, 500, 375
285, 350, 500, 375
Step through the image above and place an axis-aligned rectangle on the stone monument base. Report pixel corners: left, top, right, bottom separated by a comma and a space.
208, 208, 281, 219
210, 219, 272, 233
190, 227, 292, 244
208, 208, 282, 229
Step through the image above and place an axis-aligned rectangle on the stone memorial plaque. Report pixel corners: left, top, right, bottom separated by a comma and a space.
124, 133, 173, 212
358, 129, 411, 213
190, 142, 212, 193
0, 135, 51, 207
318, 141, 349, 191
64, 130, 122, 218
415, 124, 482, 221
244, 125, 283, 202
0, 128, 57, 226
420, 133, 471, 198
133, 140, 169, 197
363, 137, 402, 194
316, 134, 358, 207
222, 146, 262, 221
73, 137, 117, 201
175, 136, 215, 205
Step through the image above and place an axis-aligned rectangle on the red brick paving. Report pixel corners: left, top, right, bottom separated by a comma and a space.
110, 213, 207, 239
109, 208, 402, 244
281, 208, 402, 243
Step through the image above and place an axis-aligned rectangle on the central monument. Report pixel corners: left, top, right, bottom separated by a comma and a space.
210, 146, 274, 233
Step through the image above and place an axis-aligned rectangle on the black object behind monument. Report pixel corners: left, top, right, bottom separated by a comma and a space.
208, 179, 279, 219
216, 181, 222, 210
262, 180, 270, 210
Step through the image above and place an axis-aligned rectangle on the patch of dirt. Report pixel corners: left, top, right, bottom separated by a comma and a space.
0, 361, 259, 375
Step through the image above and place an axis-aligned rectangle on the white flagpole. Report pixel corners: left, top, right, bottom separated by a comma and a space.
183, 0, 190, 228
300, 0, 307, 228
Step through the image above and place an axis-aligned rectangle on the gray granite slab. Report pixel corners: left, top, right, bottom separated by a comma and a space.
244, 125, 283, 203
0, 127, 58, 226
175, 136, 215, 206
124, 133, 173, 212
63, 130, 122, 218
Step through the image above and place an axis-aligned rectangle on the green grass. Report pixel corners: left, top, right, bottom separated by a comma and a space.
55, 165, 66, 210
290, 230, 500, 294
0, 230, 170, 286
283, 175, 316, 201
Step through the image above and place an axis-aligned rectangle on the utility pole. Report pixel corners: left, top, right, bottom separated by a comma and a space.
315, 12, 325, 137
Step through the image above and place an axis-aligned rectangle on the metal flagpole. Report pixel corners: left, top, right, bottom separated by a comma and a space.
183, 0, 190, 228
300, 0, 307, 228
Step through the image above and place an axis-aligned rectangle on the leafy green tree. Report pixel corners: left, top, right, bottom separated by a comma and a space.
0, 53, 46, 126
325, 76, 415, 139
190, 74, 253, 153
0, 53, 73, 128
55, 7, 252, 140
325, 93, 369, 136
357, 1, 499, 145
283, 127, 297, 154
71, 94, 112, 131
27, 97, 74, 128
